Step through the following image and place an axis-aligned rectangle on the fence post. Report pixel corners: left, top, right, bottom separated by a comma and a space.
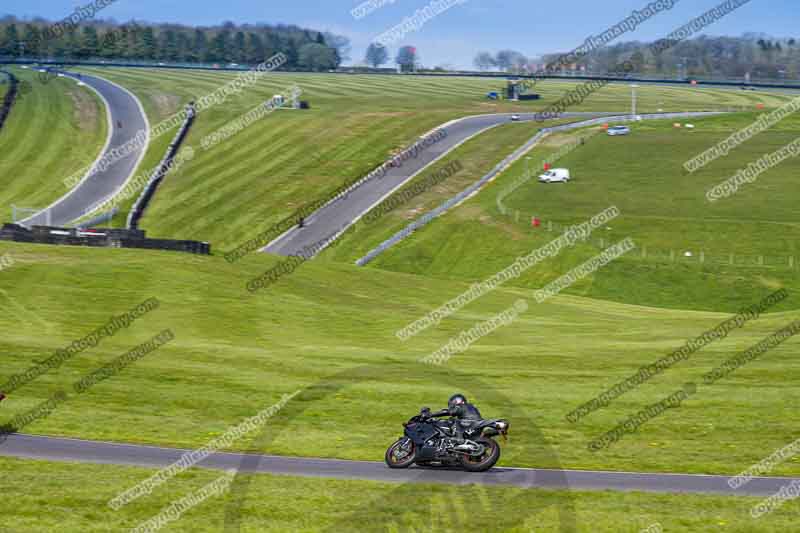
700, 251, 705, 264
547, 221, 553, 232
790, 256, 795, 269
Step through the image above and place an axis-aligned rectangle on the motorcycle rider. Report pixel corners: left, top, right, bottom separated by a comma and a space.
428, 393, 482, 444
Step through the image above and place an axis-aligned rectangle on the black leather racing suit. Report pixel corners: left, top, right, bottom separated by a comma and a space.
430, 402, 482, 441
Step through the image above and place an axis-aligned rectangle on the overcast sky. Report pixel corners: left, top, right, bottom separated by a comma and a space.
2, 0, 797, 69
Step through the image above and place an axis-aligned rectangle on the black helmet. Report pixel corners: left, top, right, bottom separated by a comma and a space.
448, 394, 467, 409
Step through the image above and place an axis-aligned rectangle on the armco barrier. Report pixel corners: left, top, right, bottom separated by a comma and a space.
356, 112, 725, 266
0, 223, 210, 255
77, 207, 119, 229
127, 103, 195, 229
0, 69, 19, 132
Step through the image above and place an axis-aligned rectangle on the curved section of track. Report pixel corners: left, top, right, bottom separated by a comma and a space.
20, 72, 149, 227
265, 111, 724, 258
1, 434, 796, 496
264, 112, 618, 257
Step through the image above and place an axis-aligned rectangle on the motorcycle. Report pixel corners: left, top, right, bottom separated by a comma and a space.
385, 407, 509, 472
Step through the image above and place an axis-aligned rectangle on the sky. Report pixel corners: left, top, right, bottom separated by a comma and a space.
2, 0, 798, 69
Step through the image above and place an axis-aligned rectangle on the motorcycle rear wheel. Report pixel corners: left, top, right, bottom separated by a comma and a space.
385, 438, 416, 469
460, 438, 500, 472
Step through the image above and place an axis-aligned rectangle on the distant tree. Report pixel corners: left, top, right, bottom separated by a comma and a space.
80, 26, 99, 58
629, 50, 646, 72
365, 43, 389, 68
511, 52, 529, 73
176, 31, 192, 61
263, 32, 280, 58
246, 32, 265, 63
396, 45, 417, 72
494, 49, 527, 72
298, 42, 337, 71
473, 51, 496, 71
192, 29, 208, 62
324, 32, 350, 64
97, 28, 117, 58
1, 24, 19, 56
210, 29, 230, 62
23, 24, 41, 57
0, 16, 380, 74
285, 37, 300, 67
160, 28, 179, 61
495, 49, 518, 71
233, 31, 246, 62
65, 27, 81, 58
140, 26, 156, 59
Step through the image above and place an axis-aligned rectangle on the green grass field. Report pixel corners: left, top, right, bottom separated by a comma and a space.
3, 456, 797, 532
0, 67, 107, 218
0, 241, 798, 477
74, 68, 794, 249
2, 69, 800, 532
338, 112, 800, 312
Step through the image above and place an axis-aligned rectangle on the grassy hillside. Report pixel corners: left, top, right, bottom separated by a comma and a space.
75, 68, 794, 250
2, 456, 797, 532
0, 241, 798, 477
0, 67, 107, 217
2, 70, 799, 533
346, 112, 800, 312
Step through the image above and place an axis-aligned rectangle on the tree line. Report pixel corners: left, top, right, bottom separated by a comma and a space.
364, 43, 419, 72
0, 16, 349, 71
474, 34, 800, 80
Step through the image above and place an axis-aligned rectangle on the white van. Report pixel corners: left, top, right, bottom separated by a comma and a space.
538, 168, 570, 183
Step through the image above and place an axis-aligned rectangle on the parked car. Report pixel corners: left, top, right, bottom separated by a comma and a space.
510, 114, 521, 121
539, 168, 570, 183
607, 125, 631, 136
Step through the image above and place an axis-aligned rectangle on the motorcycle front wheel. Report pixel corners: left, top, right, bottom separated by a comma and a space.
385, 438, 416, 469
460, 438, 500, 472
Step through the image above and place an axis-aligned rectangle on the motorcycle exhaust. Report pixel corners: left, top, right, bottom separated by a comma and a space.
495, 420, 509, 441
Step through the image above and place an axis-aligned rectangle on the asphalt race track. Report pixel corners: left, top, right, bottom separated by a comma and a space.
2, 433, 796, 497
263, 111, 620, 257
20, 72, 148, 227
264, 111, 721, 258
